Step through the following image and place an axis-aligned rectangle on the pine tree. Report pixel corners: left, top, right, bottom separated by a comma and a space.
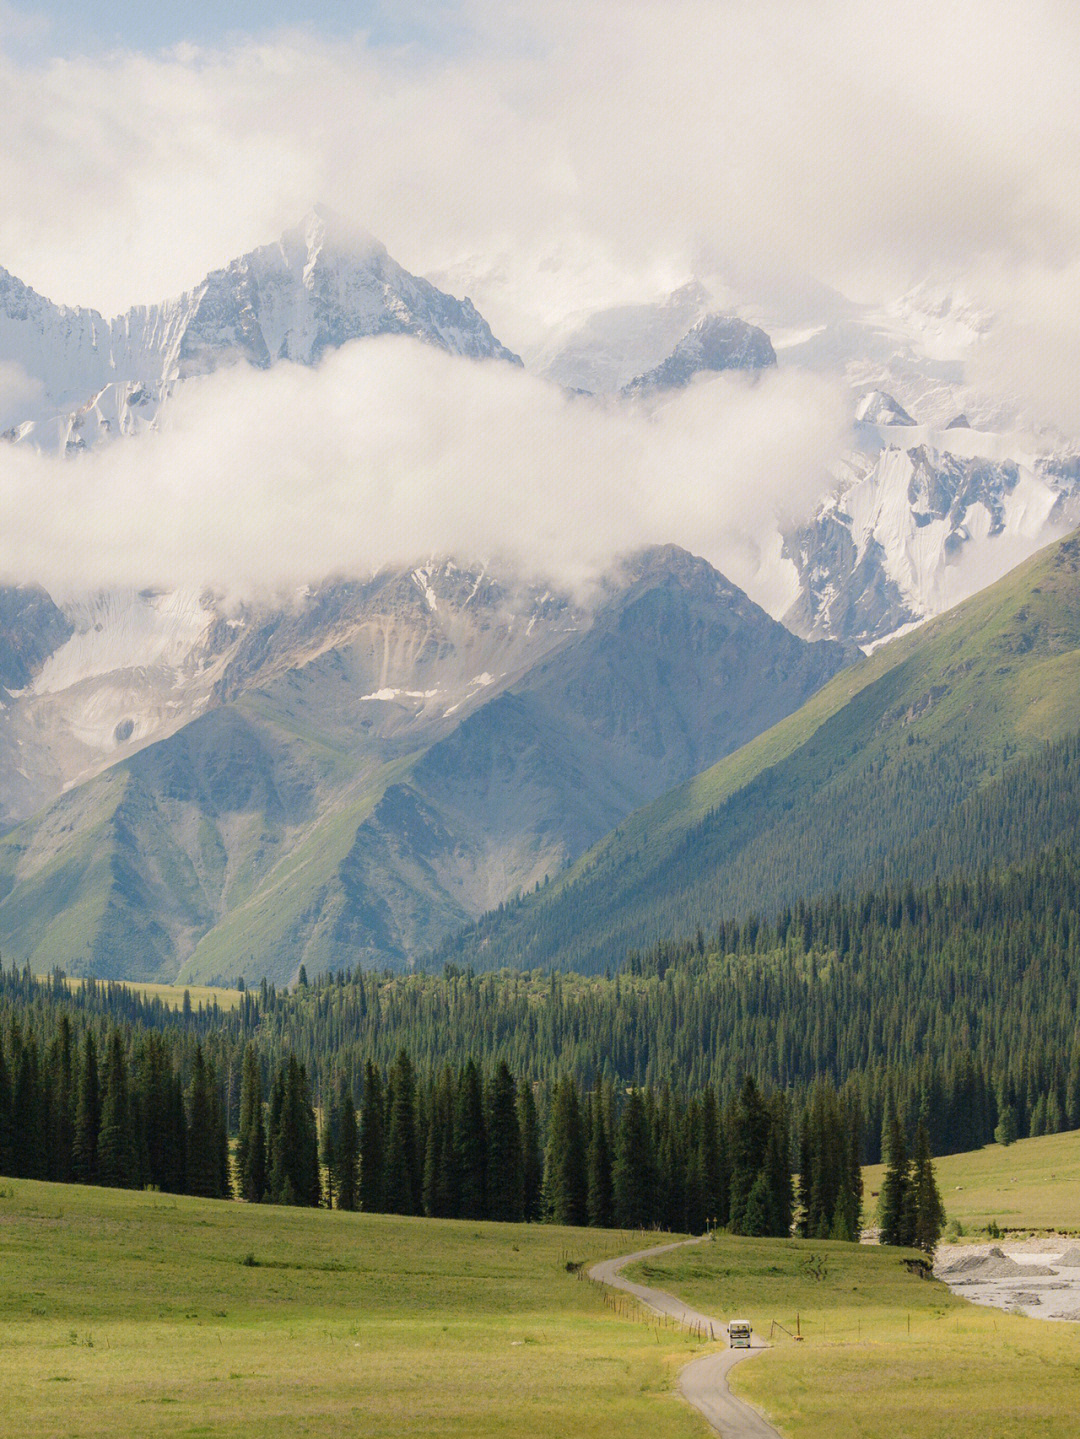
613, 1089, 654, 1230
764, 1094, 793, 1238
321, 1079, 341, 1210
518, 1080, 543, 1222
994, 1103, 1018, 1146
741, 1171, 773, 1237
73, 1032, 101, 1186
453, 1060, 487, 1220
185, 1043, 220, 1198
543, 1076, 588, 1226
97, 1031, 136, 1189
48, 1016, 75, 1184
359, 1061, 385, 1213
237, 1043, 267, 1203
336, 1091, 360, 1211
384, 1050, 420, 1215
729, 1076, 770, 1233
0, 1040, 13, 1177
586, 1099, 614, 1229
879, 1113, 911, 1246
486, 1061, 523, 1223
911, 1123, 945, 1255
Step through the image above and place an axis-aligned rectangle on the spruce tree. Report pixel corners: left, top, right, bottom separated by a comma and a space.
586, 1099, 614, 1229
486, 1061, 523, 1223
48, 1017, 75, 1184
543, 1076, 588, 1226
0, 1041, 12, 1177
73, 1032, 101, 1186
237, 1043, 267, 1203
729, 1076, 770, 1233
384, 1050, 420, 1215
518, 1080, 543, 1222
613, 1089, 654, 1230
453, 1060, 487, 1220
911, 1123, 945, 1255
763, 1094, 793, 1238
741, 1172, 773, 1236
185, 1043, 220, 1198
359, 1061, 385, 1213
97, 1031, 136, 1190
879, 1114, 910, 1246
336, 1091, 360, 1211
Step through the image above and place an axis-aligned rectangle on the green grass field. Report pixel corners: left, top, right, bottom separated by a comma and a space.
64, 978, 245, 1011
864, 1128, 1080, 1234
0, 1179, 704, 1439
628, 1233, 1080, 1439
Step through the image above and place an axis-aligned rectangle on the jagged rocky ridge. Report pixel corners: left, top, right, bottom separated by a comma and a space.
0, 548, 850, 982
0, 206, 519, 451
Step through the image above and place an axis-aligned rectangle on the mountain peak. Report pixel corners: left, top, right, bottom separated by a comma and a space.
277, 205, 385, 270
622, 312, 776, 395
855, 389, 916, 426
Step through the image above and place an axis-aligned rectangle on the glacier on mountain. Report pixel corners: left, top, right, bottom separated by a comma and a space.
0, 207, 519, 453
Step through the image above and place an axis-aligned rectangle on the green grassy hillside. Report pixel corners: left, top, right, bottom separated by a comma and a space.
443, 533, 1080, 972
864, 1128, 1080, 1234
0, 1178, 703, 1439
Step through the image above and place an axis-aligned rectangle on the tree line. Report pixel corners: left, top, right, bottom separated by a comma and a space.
3, 1001, 880, 1240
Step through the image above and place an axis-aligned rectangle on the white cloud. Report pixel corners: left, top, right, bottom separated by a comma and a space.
0, 339, 848, 606
0, 0, 1077, 599
0, 358, 42, 427
0, 2, 1077, 342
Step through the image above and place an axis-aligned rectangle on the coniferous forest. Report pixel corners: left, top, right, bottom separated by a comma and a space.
4, 841, 1080, 1236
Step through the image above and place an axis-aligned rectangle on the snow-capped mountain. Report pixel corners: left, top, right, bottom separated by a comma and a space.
0, 563, 578, 831
0, 206, 519, 451
782, 405, 1080, 647
622, 312, 776, 394
0, 548, 849, 981
537, 281, 714, 393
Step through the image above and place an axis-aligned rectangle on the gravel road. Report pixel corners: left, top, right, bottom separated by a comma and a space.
589, 1239, 783, 1438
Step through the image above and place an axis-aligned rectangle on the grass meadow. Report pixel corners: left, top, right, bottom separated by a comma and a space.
864, 1127, 1080, 1234
0, 1178, 704, 1439
628, 1234, 1080, 1439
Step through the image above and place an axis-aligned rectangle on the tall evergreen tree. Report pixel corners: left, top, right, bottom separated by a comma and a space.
911, 1123, 945, 1255
72, 1031, 101, 1187
185, 1043, 220, 1199
613, 1089, 654, 1230
518, 1080, 543, 1222
237, 1043, 267, 1203
729, 1076, 770, 1234
97, 1031, 136, 1189
486, 1061, 523, 1223
879, 1113, 911, 1246
544, 1076, 588, 1226
453, 1060, 487, 1220
384, 1049, 420, 1215
359, 1060, 386, 1213
0, 1040, 13, 1177
587, 1097, 614, 1229
336, 1090, 360, 1211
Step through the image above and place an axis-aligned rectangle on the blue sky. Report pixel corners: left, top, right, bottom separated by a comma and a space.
2, 0, 458, 56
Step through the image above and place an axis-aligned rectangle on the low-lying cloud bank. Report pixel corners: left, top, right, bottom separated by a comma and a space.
0, 339, 848, 606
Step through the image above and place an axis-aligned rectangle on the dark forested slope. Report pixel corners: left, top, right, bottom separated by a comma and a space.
438, 533, 1080, 973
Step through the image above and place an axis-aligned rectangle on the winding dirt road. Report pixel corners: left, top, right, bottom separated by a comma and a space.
589, 1239, 783, 1439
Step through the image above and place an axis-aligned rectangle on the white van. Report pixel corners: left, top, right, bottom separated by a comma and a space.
727, 1319, 752, 1349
